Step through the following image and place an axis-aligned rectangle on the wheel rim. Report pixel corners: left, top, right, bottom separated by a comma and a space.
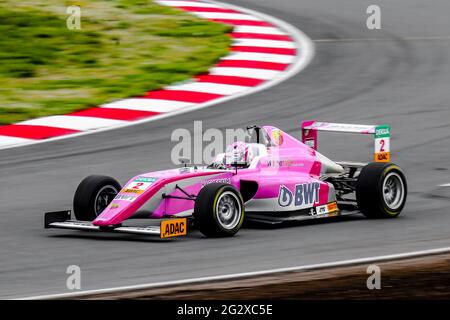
382, 172, 405, 210
215, 191, 242, 230
94, 185, 119, 216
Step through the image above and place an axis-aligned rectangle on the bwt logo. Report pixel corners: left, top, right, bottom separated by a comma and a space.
278, 183, 320, 207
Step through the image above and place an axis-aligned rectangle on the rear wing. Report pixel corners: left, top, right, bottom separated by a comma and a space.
301, 121, 391, 162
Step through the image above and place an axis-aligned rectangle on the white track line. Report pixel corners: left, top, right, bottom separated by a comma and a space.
17, 246, 450, 300
438, 183, 450, 187
17, 116, 127, 131
157, 1, 221, 8
209, 67, 281, 80
101, 98, 194, 113
0, 0, 315, 151
222, 52, 295, 63
233, 26, 288, 35
166, 82, 250, 95
0, 136, 34, 147
190, 12, 262, 21
233, 38, 296, 48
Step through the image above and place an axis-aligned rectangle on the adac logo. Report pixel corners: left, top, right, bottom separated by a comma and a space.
278, 183, 320, 208
375, 152, 390, 162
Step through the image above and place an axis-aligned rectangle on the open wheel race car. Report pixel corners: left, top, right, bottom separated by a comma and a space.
45, 121, 407, 238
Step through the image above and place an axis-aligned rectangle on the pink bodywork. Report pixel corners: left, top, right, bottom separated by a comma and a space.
93, 126, 335, 227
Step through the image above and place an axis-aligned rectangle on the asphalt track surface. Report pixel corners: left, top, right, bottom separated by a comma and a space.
1, 0, 450, 298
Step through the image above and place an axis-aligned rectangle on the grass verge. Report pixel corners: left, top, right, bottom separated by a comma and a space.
0, 0, 232, 124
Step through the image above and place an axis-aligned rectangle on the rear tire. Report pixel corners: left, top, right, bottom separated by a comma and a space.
356, 162, 407, 218
194, 183, 244, 237
73, 175, 121, 221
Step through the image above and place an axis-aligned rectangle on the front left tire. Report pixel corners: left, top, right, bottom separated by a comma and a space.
194, 183, 244, 237
73, 175, 121, 221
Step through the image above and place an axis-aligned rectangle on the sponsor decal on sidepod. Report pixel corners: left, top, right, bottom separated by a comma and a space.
278, 183, 320, 208
201, 178, 231, 187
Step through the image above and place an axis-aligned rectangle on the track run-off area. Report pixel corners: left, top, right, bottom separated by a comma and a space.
0, 0, 312, 150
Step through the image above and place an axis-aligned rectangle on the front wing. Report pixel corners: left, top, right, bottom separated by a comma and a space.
44, 211, 187, 238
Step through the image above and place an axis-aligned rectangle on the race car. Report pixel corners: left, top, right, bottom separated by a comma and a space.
45, 121, 407, 238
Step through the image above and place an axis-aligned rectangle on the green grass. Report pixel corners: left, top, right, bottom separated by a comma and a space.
0, 0, 232, 124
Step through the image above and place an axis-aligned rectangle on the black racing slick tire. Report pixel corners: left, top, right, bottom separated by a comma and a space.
73, 175, 121, 221
194, 183, 244, 237
356, 162, 407, 218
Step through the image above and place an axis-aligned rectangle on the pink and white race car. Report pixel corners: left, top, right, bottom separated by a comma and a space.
45, 121, 407, 238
